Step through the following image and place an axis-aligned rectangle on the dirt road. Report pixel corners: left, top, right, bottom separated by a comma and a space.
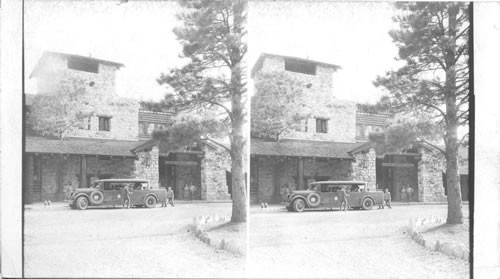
24, 203, 244, 278
248, 204, 470, 278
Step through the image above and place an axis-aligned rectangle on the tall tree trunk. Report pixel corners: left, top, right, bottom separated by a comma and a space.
444, 5, 463, 224
229, 0, 247, 223
230, 72, 247, 222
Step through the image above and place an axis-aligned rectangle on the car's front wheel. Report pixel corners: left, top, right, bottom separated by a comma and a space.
293, 199, 306, 212
145, 196, 157, 208
76, 196, 89, 210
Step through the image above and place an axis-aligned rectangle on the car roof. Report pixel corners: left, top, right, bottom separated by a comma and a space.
310, 181, 367, 185
94, 179, 150, 183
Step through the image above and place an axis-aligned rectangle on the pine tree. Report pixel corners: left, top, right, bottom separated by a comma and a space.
375, 2, 470, 224
156, 0, 247, 222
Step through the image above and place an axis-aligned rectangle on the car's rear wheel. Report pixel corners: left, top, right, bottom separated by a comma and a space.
145, 196, 157, 208
76, 196, 89, 210
362, 198, 374, 210
293, 199, 306, 212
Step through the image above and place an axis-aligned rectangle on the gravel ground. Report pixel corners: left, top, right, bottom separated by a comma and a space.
248, 205, 470, 279
24, 203, 244, 278
205, 222, 247, 255
421, 218, 470, 250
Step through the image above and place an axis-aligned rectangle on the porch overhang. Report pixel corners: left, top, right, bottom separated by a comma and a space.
251, 139, 363, 160
25, 136, 142, 157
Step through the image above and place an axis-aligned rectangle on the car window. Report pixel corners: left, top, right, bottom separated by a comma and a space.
132, 182, 148, 190
319, 184, 328, 192
103, 182, 114, 191
103, 182, 127, 190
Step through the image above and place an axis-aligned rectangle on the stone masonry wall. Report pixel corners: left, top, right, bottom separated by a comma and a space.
133, 146, 159, 188
417, 147, 469, 202
200, 145, 231, 200
283, 99, 356, 143
68, 94, 139, 140
257, 55, 356, 143
34, 53, 139, 140
418, 147, 447, 202
39, 154, 135, 201
352, 148, 376, 190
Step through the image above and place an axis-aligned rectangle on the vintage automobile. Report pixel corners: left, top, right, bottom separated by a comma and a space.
285, 181, 384, 212
68, 179, 167, 210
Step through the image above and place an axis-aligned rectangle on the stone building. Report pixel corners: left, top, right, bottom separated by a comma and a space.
250, 53, 469, 204
24, 51, 231, 203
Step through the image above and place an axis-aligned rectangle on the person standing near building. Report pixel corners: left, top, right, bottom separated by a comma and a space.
280, 184, 288, 202
190, 184, 197, 201
184, 184, 190, 200
122, 184, 132, 209
383, 188, 392, 209
400, 185, 406, 202
166, 186, 175, 207
407, 185, 414, 203
340, 186, 350, 211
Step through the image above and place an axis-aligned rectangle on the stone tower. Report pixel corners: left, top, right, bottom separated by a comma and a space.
29, 51, 138, 140
30, 51, 124, 96
251, 53, 357, 143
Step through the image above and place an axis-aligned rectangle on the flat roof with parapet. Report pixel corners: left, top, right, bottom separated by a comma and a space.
30, 51, 125, 78
251, 52, 342, 77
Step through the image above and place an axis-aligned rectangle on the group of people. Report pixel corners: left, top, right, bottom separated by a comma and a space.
184, 184, 198, 201
400, 185, 414, 203
161, 186, 175, 207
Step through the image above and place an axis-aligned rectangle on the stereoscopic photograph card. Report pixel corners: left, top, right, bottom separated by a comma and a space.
3, 1, 500, 279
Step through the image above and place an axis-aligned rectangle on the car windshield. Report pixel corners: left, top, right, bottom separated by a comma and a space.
91, 182, 102, 189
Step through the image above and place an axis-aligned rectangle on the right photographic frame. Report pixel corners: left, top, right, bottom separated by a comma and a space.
248, 1, 471, 278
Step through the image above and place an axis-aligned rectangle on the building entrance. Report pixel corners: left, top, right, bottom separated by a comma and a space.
376, 154, 419, 202
160, 152, 202, 200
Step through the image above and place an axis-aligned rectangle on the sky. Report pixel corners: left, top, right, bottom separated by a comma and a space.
25, 0, 402, 104
249, 1, 402, 104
